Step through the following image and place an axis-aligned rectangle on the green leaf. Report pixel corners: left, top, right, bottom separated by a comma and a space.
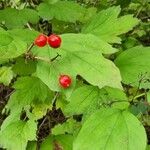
6, 76, 52, 113
73, 108, 147, 150
0, 8, 39, 29
0, 120, 37, 150
12, 57, 36, 76
26, 141, 37, 150
147, 145, 150, 150
0, 30, 27, 61
55, 134, 73, 150
82, 6, 139, 43
115, 46, 150, 89
40, 134, 73, 150
40, 136, 54, 150
65, 85, 128, 116
0, 66, 13, 85
37, 1, 86, 22
35, 33, 122, 92
8, 29, 39, 45
52, 118, 81, 136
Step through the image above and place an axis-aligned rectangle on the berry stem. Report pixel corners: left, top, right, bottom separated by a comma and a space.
26, 43, 34, 54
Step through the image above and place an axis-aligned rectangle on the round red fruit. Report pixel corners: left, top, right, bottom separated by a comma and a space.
34, 34, 47, 47
59, 75, 72, 88
47, 34, 61, 48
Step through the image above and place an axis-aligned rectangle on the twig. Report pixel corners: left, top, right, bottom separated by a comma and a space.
26, 23, 32, 30
26, 43, 34, 54
52, 92, 60, 108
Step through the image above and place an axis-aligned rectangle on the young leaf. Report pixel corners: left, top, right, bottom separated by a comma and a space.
0, 30, 27, 60
6, 76, 52, 113
115, 46, 150, 89
64, 85, 128, 116
36, 33, 122, 92
0, 66, 13, 86
73, 108, 147, 150
82, 6, 139, 43
37, 1, 86, 22
0, 8, 39, 29
0, 120, 37, 150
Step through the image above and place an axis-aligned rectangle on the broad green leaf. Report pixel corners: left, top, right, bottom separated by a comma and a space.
0, 120, 37, 150
12, 57, 36, 76
6, 76, 52, 113
74, 108, 147, 150
65, 85, 128, 116
0, 66, 13, 85
37, 1, 86, 22
35, 33, 122, 92
82, 6, 139, 43
115, 46, 150, 89
8, 29, 39, 45
0, 30, 27, 60
0, 8, 39, 29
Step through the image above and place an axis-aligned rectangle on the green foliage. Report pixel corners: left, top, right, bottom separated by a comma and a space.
40, 134, 73, 150
6, 76, 52, 113
0, 66, 13, 85
0, 120, 37, 150
115, 46, 150, 88
0, 30, 27, 61
82, 6, 139, 43
37, 1, 86, 22
0, 8, 39, 29
36, 33, 122, 92
0, 1, 149, 150
74, 108, 147, 150
65, 85, 128, 116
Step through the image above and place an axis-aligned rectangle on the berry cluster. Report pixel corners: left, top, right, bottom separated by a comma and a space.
34, 34, 72, 89
34, 34, 61, 48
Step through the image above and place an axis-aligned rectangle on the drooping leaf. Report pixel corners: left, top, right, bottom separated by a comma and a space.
0, 66, 13, 85
0, 8, 39, 29
6, 76, 52, 113
64, 85, 128, 116
0, 120, 37, 150
37, 1, 86, 22
115, 46, 150, 89
73, 108, 147, 150
82, 6, 139, 43
0, 30, 27, 61
35, 33, 122, 92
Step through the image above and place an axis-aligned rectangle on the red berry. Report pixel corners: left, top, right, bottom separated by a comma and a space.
34, 34, 47, 47
47, 34, 61, 48
59, 75, 72, 88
